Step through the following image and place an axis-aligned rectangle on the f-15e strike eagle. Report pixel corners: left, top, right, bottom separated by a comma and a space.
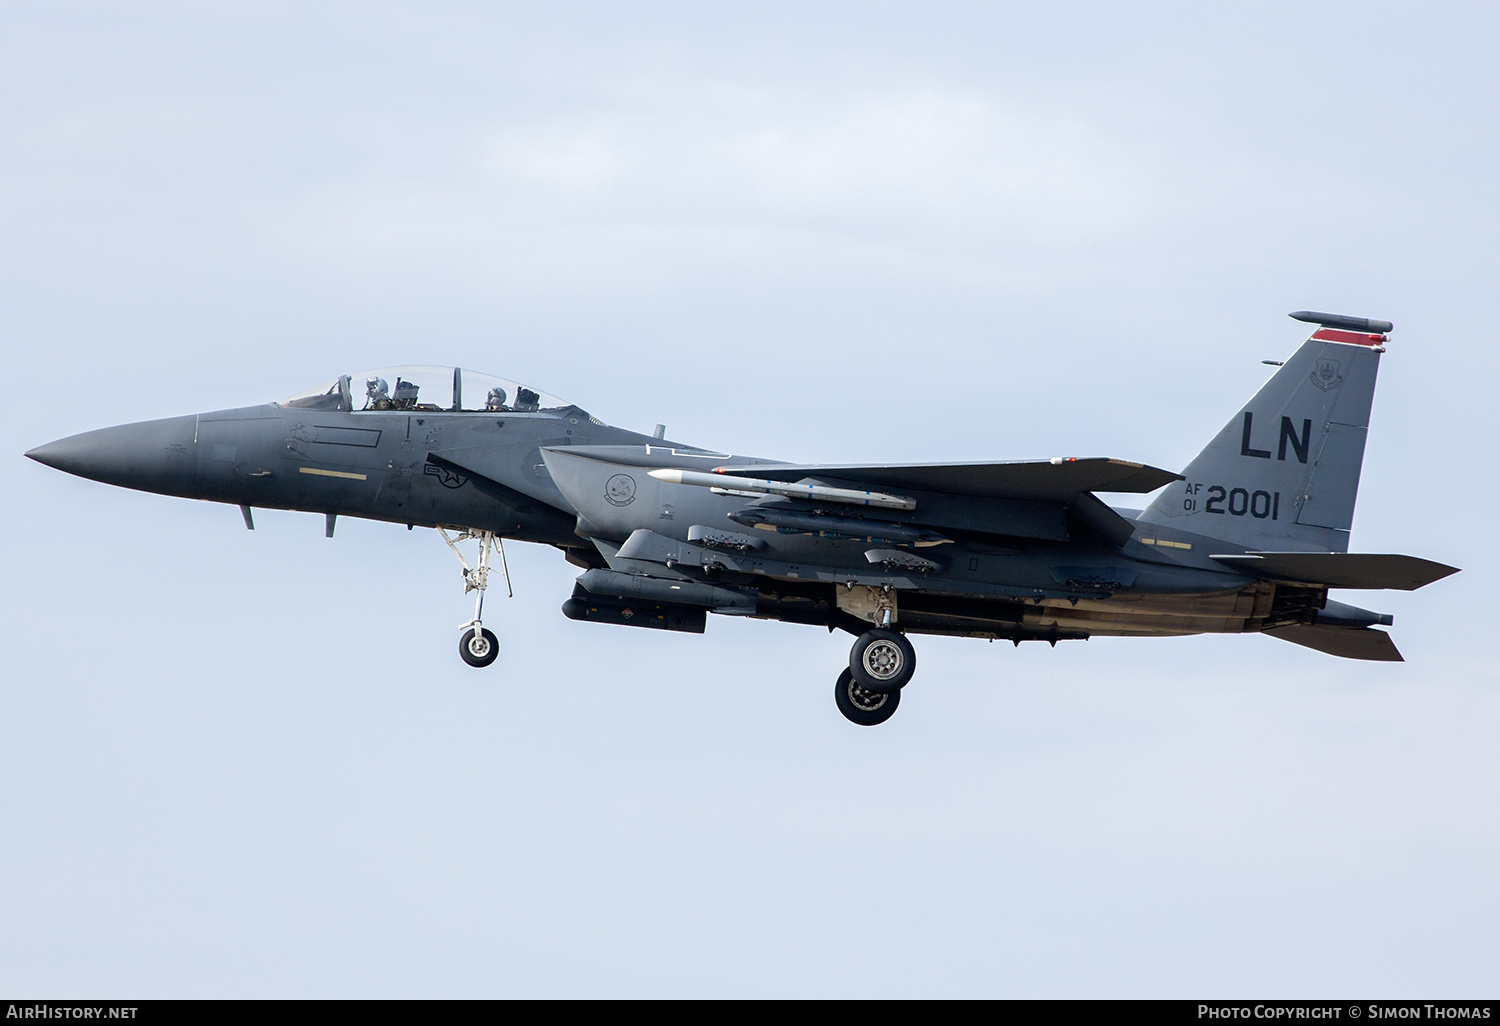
26, 311, 1457, 725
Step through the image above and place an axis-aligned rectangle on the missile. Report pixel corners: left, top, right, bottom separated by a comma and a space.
726, 507, 949, 546
647, 468, 915, 510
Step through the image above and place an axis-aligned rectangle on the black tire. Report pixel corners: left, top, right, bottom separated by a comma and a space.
459, 627, 500, 668
849, 628, 916, 693
834, 668, 900, 726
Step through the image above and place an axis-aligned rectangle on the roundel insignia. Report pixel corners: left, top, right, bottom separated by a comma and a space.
605, 473, 637, 506
423, 462, 469, 489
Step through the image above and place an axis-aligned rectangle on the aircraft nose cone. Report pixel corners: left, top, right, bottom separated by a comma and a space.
24, 440, 71, 471
26, 415, 198, 495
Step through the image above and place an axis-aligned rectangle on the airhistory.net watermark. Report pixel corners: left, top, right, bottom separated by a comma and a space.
5, 1007, 138, 1020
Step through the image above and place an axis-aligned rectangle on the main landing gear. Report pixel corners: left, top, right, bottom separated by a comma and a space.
835, 628, 917, 726
850, 628, 916, 693
835, 668, 900, 725
440, 528, 510, 669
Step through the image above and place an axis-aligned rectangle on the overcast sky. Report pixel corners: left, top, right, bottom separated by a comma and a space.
2, 1, 1496, 997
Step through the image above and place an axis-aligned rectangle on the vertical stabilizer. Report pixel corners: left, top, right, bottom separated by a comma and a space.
1137, 313, 1389, 552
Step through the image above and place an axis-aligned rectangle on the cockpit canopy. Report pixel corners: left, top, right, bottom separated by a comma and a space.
278, 367, 569, 414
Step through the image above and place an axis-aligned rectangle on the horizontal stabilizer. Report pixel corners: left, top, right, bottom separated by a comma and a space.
1264, 624, 1403, 662
709, 458, 1181, 502
1211, 552, 1459, 590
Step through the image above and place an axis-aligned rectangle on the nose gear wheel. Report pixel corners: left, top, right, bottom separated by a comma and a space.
460, 626, 500, 667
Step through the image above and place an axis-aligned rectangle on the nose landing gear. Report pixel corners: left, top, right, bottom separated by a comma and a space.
460, 626, 500, 667
440, 527, 511, 669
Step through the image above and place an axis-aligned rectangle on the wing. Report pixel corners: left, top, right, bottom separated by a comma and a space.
709, 457, 1182, 502
696, 457, 1179, 547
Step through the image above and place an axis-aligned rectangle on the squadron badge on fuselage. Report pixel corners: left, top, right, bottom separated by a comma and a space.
605, 473, 637, 506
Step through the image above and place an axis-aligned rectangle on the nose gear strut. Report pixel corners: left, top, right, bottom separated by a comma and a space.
439, 527, 511, 668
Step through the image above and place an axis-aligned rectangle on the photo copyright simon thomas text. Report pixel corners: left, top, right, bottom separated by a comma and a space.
1199, 1008, 1492, 1021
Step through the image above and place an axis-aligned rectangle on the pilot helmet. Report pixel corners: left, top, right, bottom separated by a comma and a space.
486, 386, 507, 409
366, 376, 389, 398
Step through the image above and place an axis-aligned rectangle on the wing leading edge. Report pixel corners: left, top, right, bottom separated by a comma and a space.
708, 457, 1182, 502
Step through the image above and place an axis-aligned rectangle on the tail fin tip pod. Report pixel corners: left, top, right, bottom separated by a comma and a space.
1137, 311, 1393, 553
1289, 310, 1394, 334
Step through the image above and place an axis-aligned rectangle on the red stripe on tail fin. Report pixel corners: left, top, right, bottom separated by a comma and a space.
1311, 328, 1386, 347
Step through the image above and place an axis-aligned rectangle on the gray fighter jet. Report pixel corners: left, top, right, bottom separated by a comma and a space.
25, 313, 1457, 726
